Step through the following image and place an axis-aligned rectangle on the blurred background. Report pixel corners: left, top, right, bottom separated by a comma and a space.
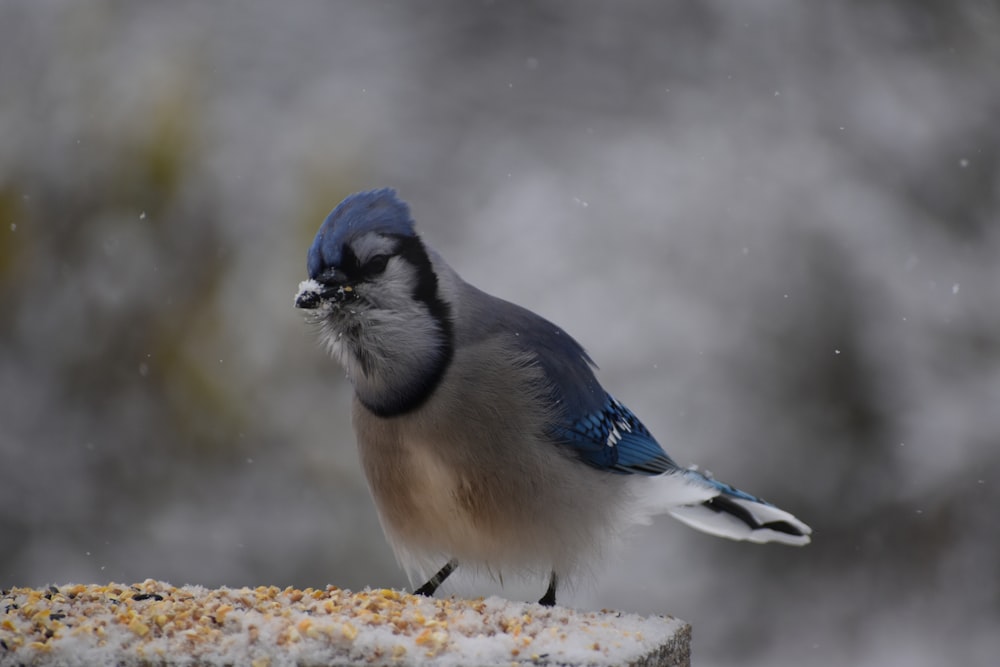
2, 1, 998, 665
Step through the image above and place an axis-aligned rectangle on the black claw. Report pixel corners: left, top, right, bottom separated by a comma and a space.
538, 571, 558, 607
415, 559, 458, 597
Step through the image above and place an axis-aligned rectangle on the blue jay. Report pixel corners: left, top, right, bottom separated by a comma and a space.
295, 188, 811, 607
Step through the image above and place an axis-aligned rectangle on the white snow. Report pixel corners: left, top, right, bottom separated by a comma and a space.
295, 278, 323, 301
0, 581, 688, 667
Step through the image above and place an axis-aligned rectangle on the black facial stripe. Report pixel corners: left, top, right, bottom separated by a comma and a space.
339, 244, 363, 280
360, 234, 455, 418
392, 235, 452, 327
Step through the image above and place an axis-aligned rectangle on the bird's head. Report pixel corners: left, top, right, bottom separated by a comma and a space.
295, 188, 454, 415
296, 188, 419, 309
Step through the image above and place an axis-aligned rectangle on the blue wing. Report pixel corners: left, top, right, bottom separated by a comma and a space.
552, 395, 678, 475
470, 291, 678, 476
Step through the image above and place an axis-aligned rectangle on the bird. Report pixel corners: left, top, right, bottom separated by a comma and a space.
295, 188, 811, 607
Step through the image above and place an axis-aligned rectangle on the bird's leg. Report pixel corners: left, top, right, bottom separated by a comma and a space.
538, 571, 558, 607
414, 558, 458, 597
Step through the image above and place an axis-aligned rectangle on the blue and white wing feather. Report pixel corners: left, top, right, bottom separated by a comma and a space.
508, 315, 812, 546
552, 395, 677, 475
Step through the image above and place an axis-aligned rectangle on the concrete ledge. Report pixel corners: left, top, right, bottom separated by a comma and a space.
0, 581, 690, 666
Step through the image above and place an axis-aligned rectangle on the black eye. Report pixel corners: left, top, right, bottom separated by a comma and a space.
364, 254, 389, 275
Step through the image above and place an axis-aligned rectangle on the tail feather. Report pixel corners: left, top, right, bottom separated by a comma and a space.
637, 469, 812, 546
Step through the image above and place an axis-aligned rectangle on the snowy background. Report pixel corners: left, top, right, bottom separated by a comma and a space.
2, 1, 998, 665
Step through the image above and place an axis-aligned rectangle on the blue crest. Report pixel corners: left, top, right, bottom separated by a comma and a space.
307, 188, 417, 278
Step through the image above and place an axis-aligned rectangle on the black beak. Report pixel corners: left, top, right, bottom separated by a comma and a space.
295, 269, 356, 310
295, 289, 324, 309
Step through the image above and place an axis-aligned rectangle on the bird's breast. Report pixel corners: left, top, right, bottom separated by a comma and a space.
360, 431, 498, 560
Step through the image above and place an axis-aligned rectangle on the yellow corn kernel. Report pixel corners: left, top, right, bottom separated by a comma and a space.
128, 619, 150, 637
